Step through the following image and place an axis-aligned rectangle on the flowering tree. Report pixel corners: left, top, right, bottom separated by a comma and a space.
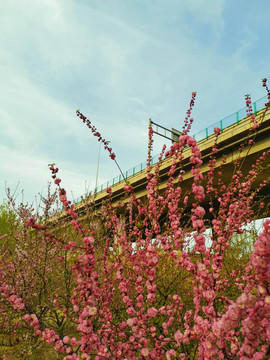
0, 192, 77, 359
0, 80, 270, 359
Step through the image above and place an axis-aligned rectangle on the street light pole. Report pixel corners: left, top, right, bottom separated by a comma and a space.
94, 141, 101, 194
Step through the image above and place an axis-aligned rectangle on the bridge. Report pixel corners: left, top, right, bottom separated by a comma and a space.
53, 96, 270, 223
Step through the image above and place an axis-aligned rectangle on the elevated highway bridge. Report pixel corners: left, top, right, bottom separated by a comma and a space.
50, 100, 270, 226
70, 106, 270, 218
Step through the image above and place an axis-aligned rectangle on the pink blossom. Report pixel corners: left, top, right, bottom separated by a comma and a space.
126, 318, 133, 327
63, 336, 70, 344
174, 330, 183, 343
193, 185, 205, 201
141, 348, 149, 357
147, 307, 158, 318
203, 290, 215, 302
24, 219, 32, 227
214, 127, 221, 135
194, 206, 205, 218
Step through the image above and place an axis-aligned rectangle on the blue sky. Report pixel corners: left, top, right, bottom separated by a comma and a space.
1, 0, 269, 206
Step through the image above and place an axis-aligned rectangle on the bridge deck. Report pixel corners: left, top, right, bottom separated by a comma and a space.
46, 106, 270, 227
74, 107, 270, 211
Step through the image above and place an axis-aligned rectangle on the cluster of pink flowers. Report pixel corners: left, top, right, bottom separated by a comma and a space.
182, 91, 196, 135
23, 313, 40, 334
245, 93, 260, 130
0, 284, 25, 311
1, 86, 270, 359
7, 294, 25, 311
202, 220, 270, 359
24, 216, 43, 231
213, 127, 221, 136
41, 328, 79, 358
262, 78, 270, 105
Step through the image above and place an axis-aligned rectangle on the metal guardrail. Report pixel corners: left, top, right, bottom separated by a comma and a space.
73, 94, 268, 204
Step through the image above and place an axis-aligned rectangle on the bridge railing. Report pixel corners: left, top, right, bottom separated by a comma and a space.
72, 94, 268, 205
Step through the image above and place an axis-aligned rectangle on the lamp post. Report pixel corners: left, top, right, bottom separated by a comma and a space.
94, 141, 110, 194
94, 141, 101, 194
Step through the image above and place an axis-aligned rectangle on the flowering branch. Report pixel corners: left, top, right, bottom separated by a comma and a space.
182, 91, 197, 135
76, 110, 126, 185
262, 78, 270, 105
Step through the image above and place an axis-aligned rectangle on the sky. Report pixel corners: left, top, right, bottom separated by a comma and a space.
0, 0, 269, 207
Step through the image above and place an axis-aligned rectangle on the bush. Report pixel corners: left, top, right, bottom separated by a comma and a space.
0, 82, 270, 359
